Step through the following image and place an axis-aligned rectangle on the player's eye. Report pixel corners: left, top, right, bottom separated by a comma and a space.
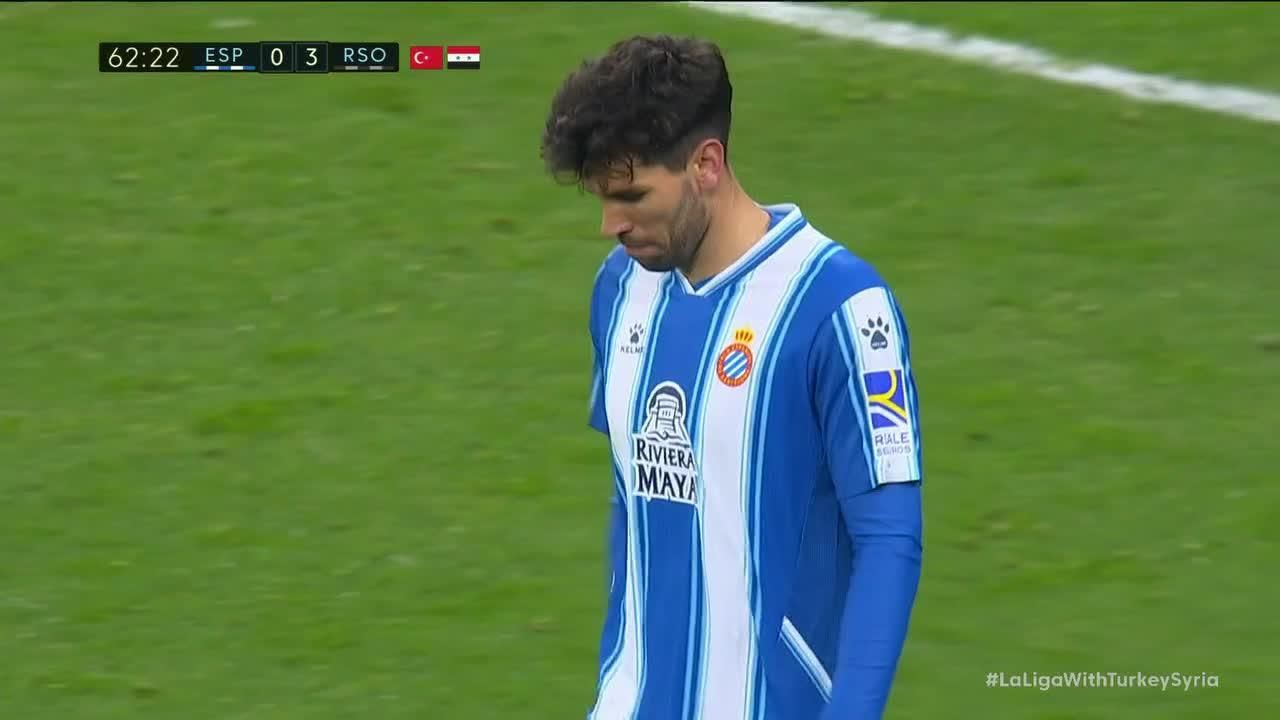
615, 191, 647, 203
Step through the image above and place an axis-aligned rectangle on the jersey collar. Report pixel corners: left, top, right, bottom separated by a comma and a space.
675, 203, 807, 297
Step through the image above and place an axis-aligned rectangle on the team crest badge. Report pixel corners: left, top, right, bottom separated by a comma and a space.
715, 327, 755, 387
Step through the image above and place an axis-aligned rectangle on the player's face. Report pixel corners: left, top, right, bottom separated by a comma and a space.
591, 162, 711, 274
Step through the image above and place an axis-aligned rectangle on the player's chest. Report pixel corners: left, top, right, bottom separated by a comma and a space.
599, 289, 807, 436
599, 289, 813, 507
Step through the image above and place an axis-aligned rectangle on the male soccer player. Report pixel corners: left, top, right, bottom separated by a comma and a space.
540, 34, 924, 720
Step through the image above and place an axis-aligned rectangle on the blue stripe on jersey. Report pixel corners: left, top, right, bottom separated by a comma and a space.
590, 361, 604, 429
888, 294, 923, 479
684, 281, 745, 720
597, 467, 628, 688
679, 519, 703, 720
833, 306, 877, 489
628, 275, 677, 718
635, 492, 650, 720
744, 241, 843, 719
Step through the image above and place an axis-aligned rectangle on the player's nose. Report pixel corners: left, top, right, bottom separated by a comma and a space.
600, 209, 633, 239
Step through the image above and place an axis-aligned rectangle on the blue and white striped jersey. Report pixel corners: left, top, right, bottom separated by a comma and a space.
585, 204, 923, 720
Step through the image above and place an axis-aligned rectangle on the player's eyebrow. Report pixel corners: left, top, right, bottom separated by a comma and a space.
601, 184, 651, 201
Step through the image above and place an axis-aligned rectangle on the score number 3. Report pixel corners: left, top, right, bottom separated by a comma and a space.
293, 42, 328, 73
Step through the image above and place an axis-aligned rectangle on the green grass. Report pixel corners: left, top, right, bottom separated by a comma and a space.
2, 1, 1278, 717
862, 1, 1280, 91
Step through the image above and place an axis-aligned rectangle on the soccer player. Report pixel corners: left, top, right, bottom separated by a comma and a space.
540, 34, 924, 720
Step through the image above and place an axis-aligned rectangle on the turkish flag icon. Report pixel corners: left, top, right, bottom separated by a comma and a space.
410, 46, 444, 70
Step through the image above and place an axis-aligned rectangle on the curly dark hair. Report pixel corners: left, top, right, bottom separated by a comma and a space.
540, 34, 733, 187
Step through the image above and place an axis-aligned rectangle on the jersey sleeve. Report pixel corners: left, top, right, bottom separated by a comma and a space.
587, 265, 610, 435
810, 284, 923, 498
813, 282, 924, 719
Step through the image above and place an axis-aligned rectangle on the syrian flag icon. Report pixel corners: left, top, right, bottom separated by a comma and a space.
446, 46, 480, 70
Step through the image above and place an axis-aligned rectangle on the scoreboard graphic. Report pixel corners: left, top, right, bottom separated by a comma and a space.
98, 42, 480, 73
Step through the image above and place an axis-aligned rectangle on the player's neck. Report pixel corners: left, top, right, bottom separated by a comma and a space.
683, 185, 771, 286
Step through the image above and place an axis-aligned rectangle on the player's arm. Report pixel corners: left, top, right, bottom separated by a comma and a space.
584, 258, 631, 707
591, 485, 628, 687
810, 285, 923, 720
587, 261, 610, 436
589, 344, 608, 434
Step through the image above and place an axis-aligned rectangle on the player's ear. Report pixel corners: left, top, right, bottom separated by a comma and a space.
689, 140, 725, 191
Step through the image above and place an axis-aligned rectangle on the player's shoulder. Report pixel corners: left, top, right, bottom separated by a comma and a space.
790, 222, 916, 366
795, 221, 897, 319
591, 245, 632, 295
588, 246, 633, 340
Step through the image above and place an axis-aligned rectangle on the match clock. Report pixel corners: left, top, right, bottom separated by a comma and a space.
99, 43, 188, 72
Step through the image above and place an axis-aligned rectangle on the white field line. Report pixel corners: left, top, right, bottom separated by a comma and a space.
685, 1, 1280, 126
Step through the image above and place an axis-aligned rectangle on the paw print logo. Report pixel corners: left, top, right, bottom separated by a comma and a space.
861, 316, 890, 351
621, 323, 646, 354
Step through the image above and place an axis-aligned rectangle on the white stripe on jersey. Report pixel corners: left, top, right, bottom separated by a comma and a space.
781, 615, 833, 701
591, 267, 668, 720
695, 227, 831, 720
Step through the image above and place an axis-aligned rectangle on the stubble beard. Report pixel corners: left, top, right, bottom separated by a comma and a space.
643, 179, 711, 275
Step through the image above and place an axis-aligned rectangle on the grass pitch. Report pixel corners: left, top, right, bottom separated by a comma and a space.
1, 2, 1277, 717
